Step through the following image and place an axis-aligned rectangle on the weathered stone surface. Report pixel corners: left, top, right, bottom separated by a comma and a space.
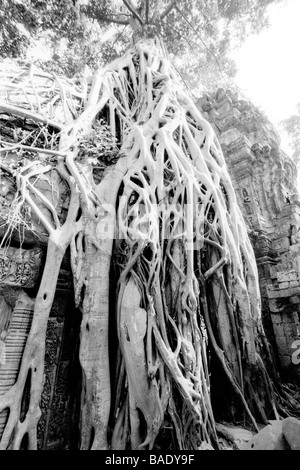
217, 424, 254, 450
243, 422, 289, 450
0, 291, 34, 439
278, 271, 299, 283
37, 291, 81, 450
0, 246, 43, 288
198, 89, 300, 378
282, 417, 300, 450
198, 442, 214, 450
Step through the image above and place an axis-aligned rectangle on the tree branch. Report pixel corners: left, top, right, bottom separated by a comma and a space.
122, 0, 144, 25
0, 102, 62, 130
106, 25, 128, 62
160, 0, 177, 20
93, 13, 129, 25
174, 5, 226, 81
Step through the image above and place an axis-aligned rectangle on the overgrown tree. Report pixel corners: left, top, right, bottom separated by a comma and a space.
0, 0, 298, 451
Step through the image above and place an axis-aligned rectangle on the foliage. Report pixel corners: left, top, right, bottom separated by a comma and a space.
0, 0, 281, 91
280, 104, 300, 163
78, 119, 121, 171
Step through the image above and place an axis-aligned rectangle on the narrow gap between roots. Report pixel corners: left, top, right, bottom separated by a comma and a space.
20, 368, 32, 423
88, 426, 95, 450
20, 433, 29, 450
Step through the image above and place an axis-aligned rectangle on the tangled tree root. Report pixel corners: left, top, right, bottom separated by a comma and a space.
0, 37, 293, 450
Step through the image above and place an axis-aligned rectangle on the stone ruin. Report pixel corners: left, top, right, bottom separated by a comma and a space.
198, 88, 300, 383
1, 85, 300, 449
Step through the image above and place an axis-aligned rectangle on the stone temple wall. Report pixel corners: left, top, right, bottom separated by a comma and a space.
0, 246, 81, 449
0, 154, 81, 448
198, 88, 300, 381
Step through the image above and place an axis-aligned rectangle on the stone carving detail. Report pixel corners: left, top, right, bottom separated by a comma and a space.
291, 225, 300, 245
0, 247, 43, 288
241, 188, 252, 215
0, 291, 34, 438
37, 293, 81, 450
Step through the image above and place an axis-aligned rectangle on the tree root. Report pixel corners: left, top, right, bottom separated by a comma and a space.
0, 36, 293, 450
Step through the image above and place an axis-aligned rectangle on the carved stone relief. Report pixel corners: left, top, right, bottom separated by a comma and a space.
241, 188, 252, 215
0, 247, 43, 288
0, 291, 34, 439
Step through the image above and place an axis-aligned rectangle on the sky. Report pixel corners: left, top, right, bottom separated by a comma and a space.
231, 0, 300, 154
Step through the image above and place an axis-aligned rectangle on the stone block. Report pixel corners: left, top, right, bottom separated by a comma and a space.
198, 442, 214, 450
290, 244, 300, 254
281, 311, 298, 323
267, 287, 288, 299
282, 417, 300, 450
283, 322, 298, 339
215, 88, 226, 102
266, 283, 278, 292
217, 100, 233, 117
290, 280, 300, 288
274, 335, 288, 354
278, 270, 296, 282
292, 312, 300, 323
219, 129, 243, 146
279, 282, 289, 289
283, 287, 300, 297
271, 315, 284, 328
217, 424, 254, 450
272, 237, 291, 252
272, 323, 285, 337
270, 265, 280, 279
225, 426, 254, 442
269, 298, 284, 313
277, 272, 288, 283
243, 422, 288, 450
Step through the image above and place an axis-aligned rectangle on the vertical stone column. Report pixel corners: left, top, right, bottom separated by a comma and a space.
0, 246, 42, 440
0, 291, 34, 439
198, 89, 300, 381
